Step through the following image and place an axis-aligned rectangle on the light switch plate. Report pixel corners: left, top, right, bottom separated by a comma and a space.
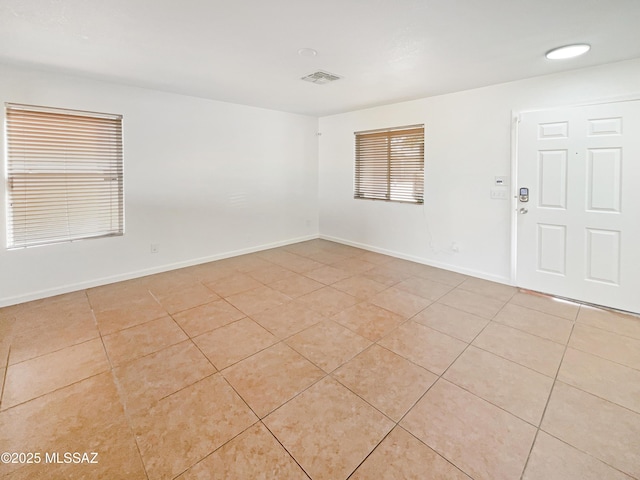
490, 187, 508, 199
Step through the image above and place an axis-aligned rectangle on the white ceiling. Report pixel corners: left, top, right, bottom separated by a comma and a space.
1, 0, 639, 116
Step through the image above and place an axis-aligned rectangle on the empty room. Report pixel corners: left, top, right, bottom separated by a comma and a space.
1, 1, 639, 479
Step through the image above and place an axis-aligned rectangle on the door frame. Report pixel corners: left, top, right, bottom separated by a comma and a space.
509, 94, 640, 291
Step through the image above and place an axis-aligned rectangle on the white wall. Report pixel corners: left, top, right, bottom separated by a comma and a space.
0, 64, 319, 307
318, 59, 640, 283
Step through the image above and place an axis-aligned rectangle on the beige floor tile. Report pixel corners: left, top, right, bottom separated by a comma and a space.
323, 242, 365, 256
251, 301, 326, 339
401, 379, 536, 480
558, 347, 640, 414
577, 305, 640, 340
444, 346, 554, 425
0, 317, 14, 369
569, 323, 640, 370
325, 243, 369, 257
378, 321, 467, 375
333, 345, 437, 421
510, 292, 579, 320
204, 272, 263, 298
192, 262, 238, 284
413, 303, 489, 343
113, 340, 216, 414
262, 250, 323, 273
394, 276, 453, 301
523, 431, 633, 480
330, 257, 376, 275
384, 258, 432, 277
412, 265, 469, 286
332, 302, 404, 341
225, 285, 292, 316
2, 338, 110, 409
493, 303, 573, 344
143, 269, 199, 296
331, 275, 388, 299
248, 264, 297, 284
132, 374, 258, 480
437, 288, 505, 319
152, 282, 220, 314
264, 377, 394, 480
194, 318, 277, 369
103, 315, 187, 366
0, 373, 146, 479
357, 251, 395, 266
458, 277, 517, 302
172, 299, 246, 337
177, 422, 309, 480
8, 312, 99, 365
473, 323, 565, 377
286, 320, 372, 373
369, 287, 432, 318
303, 265, 353, 285
4, 240, 639, 480
541, 382, 640, 478
283, 241, 325, 257
86, 279, 151, 311
296, 286, 360, 316
14, 291, 93, 329
219, 254, 272, 272
361, 265, 412, 286
93, 294, 168, 335
269, 273, 324, 298
350, 427, 471, 480
222, 343, 324, 418
306, 250, 351, 265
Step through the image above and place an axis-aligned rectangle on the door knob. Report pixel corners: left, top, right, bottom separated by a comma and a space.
519, 208, 528, 214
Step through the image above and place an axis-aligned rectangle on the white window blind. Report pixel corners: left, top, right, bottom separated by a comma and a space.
5, 103, 123, 248
354, 124, 424, 204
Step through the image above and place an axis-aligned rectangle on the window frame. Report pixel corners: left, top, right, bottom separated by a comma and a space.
354, 124, 425, 205
4, 103, 124, 249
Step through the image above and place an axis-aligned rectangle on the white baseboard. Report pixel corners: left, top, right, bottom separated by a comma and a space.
0, 234, 319, 308
319, 234, 513, 286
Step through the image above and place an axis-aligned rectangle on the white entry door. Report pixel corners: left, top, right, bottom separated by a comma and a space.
516, 100, 640, 314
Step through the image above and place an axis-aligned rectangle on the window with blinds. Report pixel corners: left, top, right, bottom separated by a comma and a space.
5, 103, 123, 249
354, 124, 424, 204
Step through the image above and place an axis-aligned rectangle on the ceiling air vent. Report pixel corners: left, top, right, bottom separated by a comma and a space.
301, 70, 342, 85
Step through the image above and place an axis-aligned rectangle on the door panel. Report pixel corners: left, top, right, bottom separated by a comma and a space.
516, 100, 640, 313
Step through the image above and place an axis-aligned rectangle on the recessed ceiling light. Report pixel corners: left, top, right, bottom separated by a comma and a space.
545, 44, 591, 60
297, 48, 318, 57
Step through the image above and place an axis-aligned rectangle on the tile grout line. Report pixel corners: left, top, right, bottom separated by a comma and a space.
5, 241, 637, 479
259, 420, 314, 480
518, 315, 578, 480
86, 289, 153, 480
0, 345, 11, 410
382, 296, 524, 479
573, 320, 640, 343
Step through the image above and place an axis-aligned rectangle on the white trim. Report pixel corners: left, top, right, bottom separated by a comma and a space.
517, 94, 640, 116
0, 234, 318, 307
319, 234, 513, 285
509, 112, 520, 285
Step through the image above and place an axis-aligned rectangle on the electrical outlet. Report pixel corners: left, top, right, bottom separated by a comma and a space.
150, 243, 160, 253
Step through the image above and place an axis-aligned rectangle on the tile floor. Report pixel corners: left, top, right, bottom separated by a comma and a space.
1, 239, 639, 479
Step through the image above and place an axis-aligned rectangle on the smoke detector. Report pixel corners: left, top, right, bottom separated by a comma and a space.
301, 70, 342, 85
